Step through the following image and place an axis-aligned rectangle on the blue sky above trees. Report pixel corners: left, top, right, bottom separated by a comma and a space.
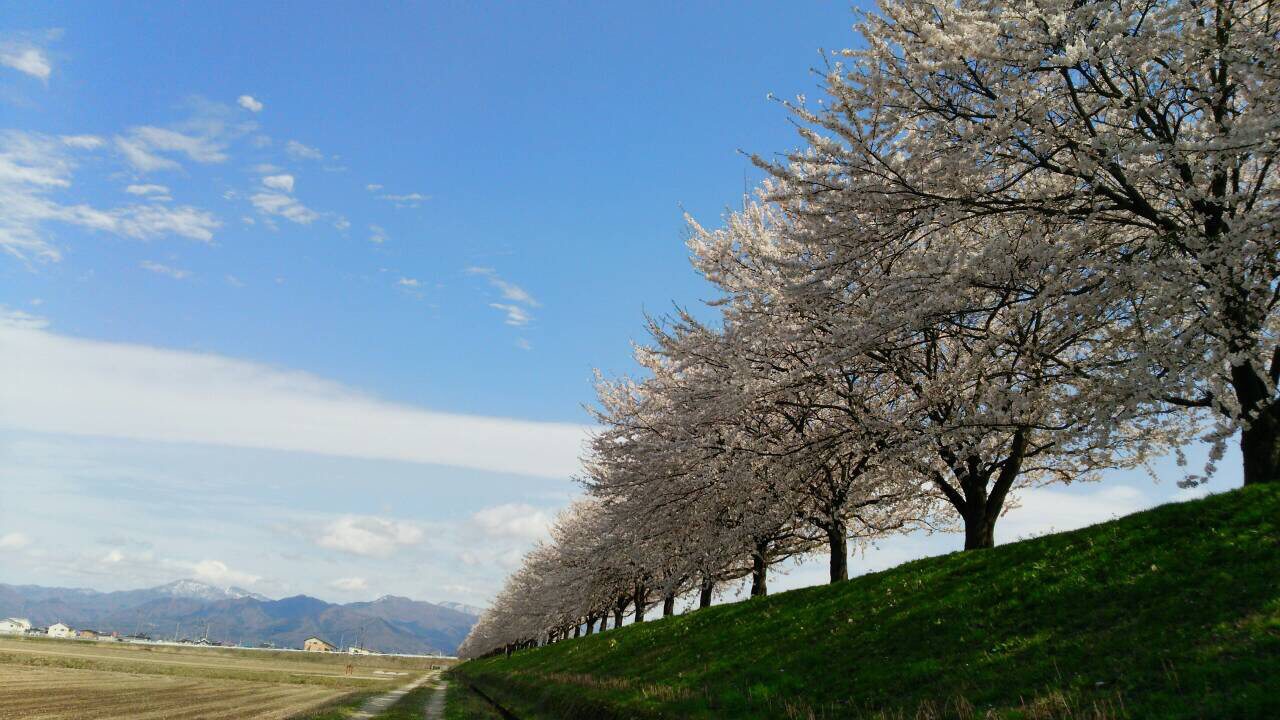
0, 2, 1229, 607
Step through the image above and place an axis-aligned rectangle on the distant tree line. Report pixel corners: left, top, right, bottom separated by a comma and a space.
458, 0, 1279, 659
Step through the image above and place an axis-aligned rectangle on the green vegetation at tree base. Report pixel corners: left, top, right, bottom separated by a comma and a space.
443, 681, 506, 719
449, 486, 1280, 719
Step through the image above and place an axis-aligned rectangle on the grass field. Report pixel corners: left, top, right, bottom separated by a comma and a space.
0, 636, 450, 719
450, 484, 1280, 719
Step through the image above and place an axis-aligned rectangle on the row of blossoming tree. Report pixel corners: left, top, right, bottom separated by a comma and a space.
457, 0, 1278, 659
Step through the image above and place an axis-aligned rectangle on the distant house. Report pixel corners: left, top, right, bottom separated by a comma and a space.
47, 623, 74, 638
347, 646, 374, 655
77, 629, 99, 640
303, 637, 336, 652
0, 618, 31, 634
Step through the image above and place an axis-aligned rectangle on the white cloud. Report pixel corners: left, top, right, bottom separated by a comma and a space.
1, 131, 220, 260
140, 260, 191, 280
261, 174, 294, 192
0, 44, 51, 81
318, 516, 423, 557
1, 307, 49, 330
116, 127, 228, 173
237, 95, 263, 113
515, 338, 532, 351
102, 549, 125, 564
60, 135, 104, 149
379, 192, 427, 208
125, 184, 169, 196
189, 559, 261, 587
252, 163, 280, 174
0, 324, 590, 478
331, 577, 368, 592
365, 184, 383, 192
489, 303, 531, 326
466, 266, 540, 307
285, 140, 323, 160
369, 225, 387, 244
251, 192, 318, 224
0, 531, 31, 549
397, 277, 421, 288
470, 504, 553, 542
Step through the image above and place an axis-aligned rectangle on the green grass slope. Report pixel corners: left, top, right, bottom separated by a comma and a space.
450, 485, 1280, 719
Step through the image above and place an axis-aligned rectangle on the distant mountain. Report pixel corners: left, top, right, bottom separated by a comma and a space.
151, 580, 271, 602
0, 581, 477, 655
438, 601, 486, 617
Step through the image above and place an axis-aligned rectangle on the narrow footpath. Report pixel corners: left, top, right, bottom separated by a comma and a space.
350, 670, 437, 719
423, 678, 447, 719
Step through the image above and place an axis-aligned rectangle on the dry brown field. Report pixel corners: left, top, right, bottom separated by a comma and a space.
0, 636, 451, 718
0, 664, 344, 719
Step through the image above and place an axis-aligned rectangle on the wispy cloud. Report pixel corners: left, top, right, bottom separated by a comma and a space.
369, 224, 387, 244
318, 516, 423, 557
237, 95, 263, 113
397, 277, 421, 288
116, 126, 229, 173
250, 192, 318, 224
60, 135, 104, 149
379, 192, 427, 208
285, 140, 323, 160
466, 266, 540, 307
261, 174, 294, 192
489, 303, 531, 326
365, 183, 383, 192
331, 577, 368, 592
1, 130, 220, 260
125, 184, 169, 196
140, 260, 191, 280
0, 32, 55, 81
0, 323, 590, 478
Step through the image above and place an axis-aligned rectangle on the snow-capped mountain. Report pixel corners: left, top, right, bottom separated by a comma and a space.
438, 601, 486, 617
152, 579, 272, 602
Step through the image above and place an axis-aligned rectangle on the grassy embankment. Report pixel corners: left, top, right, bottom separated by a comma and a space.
442, 682, 506, 719
449, 485, 1280, 719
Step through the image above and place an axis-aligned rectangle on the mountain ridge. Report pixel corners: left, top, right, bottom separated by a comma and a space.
0, 579, 477, 655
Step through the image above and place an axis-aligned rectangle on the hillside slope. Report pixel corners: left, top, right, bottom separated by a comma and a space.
451, 485, 1280, 719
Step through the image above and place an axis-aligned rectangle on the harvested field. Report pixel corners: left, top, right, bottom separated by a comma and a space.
0, 636, 448, 718
0, 636, 442, 688
0, 664, 343, 719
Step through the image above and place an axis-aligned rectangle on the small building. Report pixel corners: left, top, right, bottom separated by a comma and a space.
347, 646, 374, 655
302, 636, 336, 652
47, 623, 74, 638
0, 618, 31, 634
77, 629, 99, 640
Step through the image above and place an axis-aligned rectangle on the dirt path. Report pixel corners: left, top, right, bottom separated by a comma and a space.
423, 678, 447, 719
350, 671, 437, 719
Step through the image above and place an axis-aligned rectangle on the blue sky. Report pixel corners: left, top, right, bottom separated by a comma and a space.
0, 2, 1236, 608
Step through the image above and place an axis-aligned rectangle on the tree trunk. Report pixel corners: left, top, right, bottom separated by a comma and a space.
574, 624, 580, 639
827, 521, 848, 582
962, 510, 997, 550
662, 593, 675, 617
750, 540, 769, 597
633, 583, 648, 623
584, 615, 594, 635
699, 577, 714, 609
598, 614, 608, 632
1239, 401, 1280, 485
